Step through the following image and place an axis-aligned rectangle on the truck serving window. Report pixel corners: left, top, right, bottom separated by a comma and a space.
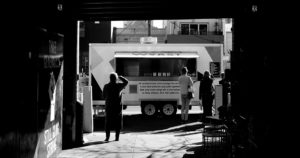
116, 58, 196, 77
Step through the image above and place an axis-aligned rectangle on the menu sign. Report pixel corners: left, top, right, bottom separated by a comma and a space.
210, 62, 221, 77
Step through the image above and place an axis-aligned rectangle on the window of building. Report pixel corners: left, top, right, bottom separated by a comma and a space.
181, 24, 189, 35
180, 23, 208, 35
199, 24, 208, 35
190, 24, 198, 35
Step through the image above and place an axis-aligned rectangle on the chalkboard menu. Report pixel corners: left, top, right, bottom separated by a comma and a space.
210, 62, 221, 77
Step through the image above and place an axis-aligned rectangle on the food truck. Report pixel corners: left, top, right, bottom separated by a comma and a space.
89, 43, 223, 116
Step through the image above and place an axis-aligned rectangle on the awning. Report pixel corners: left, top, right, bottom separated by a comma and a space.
114, 51, 199, 58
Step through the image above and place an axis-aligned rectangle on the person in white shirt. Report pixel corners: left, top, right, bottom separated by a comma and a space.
178, 67, 193, 122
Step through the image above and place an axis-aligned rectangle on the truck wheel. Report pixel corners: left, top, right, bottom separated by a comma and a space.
161, 103, 177, 116
142, 103, 157, 116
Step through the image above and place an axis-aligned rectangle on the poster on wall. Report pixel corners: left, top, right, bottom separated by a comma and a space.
33, 29, 64, 158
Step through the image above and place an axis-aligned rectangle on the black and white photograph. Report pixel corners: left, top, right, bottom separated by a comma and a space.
1, 1, 291, 158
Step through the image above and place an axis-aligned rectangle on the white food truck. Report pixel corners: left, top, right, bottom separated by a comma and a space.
89, 43, 223, 117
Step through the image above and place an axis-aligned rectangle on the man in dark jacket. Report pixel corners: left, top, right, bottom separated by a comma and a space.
199, 70, 214, 122
218, 70, 231, 120
103, 72, 128, 141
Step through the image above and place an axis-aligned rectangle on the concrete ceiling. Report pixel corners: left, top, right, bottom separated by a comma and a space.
76, 0, 251, 21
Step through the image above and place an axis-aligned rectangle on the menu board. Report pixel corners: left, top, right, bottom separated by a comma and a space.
210, 62, 221, 77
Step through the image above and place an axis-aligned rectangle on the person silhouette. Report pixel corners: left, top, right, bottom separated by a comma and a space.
199, 70, 214, 122
178, 67, 193, 123
218, 69, 231, 120
103, 72, 128, 141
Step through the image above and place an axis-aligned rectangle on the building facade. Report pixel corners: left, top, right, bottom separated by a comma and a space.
113, 19, 232, 72
223, 18, 232, 69
79, 21, 111, 74
113, 21, 166, 43
165, 19, 223, 43
165, 19, 232, 71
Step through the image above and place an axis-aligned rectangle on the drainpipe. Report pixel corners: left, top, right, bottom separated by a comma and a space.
148, 20, 151, 36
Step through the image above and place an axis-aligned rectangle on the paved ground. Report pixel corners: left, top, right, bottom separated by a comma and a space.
57, 113, 228, 158
58, 122, 205, 158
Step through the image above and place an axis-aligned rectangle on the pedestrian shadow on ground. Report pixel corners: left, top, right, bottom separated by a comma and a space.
182, 142, 230, 158
93, 114, 204, 134
181, 142, 204, 158
150, 122, 204, 134
82, 140, 109, 146
124, 114, 203, 133
174, 131, 203, 137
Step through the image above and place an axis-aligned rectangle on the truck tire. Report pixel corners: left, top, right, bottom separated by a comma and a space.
161, 103, 177, 116
141, 103, 157, 116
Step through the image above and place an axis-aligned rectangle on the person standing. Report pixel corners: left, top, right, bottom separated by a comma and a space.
218, 70, 231, 120
178, 67, 193, 123
199, 70, 215, 122
103, 72, 128, 141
